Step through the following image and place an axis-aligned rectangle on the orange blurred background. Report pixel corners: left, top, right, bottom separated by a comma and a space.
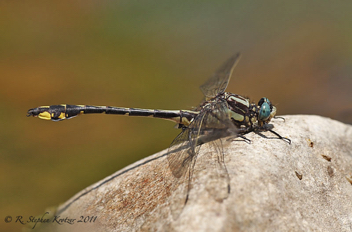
1, 1, 351, 231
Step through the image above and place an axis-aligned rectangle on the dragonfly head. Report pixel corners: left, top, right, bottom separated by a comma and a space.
257, 97, 276, 126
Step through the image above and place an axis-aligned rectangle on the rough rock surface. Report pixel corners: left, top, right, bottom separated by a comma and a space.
35, 115, 352, 232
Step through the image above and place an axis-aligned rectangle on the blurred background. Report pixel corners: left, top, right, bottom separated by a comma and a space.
1, 1, 352, 231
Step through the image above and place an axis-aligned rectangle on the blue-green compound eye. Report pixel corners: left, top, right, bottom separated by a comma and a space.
258, 98, 271, 121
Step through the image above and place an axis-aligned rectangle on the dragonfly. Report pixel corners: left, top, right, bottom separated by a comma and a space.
27, 53, 290, 216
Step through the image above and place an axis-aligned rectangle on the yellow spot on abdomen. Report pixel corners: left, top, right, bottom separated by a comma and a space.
38, 112, 52, 120
58, 112, 66, 119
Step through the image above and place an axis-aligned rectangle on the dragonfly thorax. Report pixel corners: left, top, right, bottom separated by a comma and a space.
223, 93, 276, 128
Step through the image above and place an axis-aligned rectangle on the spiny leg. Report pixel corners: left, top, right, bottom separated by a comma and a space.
233, 127, 253, 144
228, 133, 252, 144
236, 134, 252, 144
254, 128, 291, 144
274, 116, 286, 122
267, 129, 291, 144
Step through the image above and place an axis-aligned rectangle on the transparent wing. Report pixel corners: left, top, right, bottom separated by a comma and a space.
167, 127, 197, 179
168, 108, 208, 178
167, 111, 207, 218
200, 53, 241, 99
167, 100, 236, 179
204, 135, 231, 202
198, 101, 237, 201
167, 100, 237, 218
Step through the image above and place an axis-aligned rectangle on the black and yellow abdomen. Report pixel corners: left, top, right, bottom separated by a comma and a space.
27, 104, 198, 126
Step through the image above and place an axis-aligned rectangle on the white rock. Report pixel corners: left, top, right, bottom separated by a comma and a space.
39, 115, 352, 232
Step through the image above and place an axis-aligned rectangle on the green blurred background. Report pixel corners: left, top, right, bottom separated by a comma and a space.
1, 1, 352, 231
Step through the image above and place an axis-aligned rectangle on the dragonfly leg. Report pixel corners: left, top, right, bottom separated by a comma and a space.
267, 129, 291, 144
237, 135, 252, 144
274, 116, 286, 122
254, 124, 291, 144
228, 134, 252, 144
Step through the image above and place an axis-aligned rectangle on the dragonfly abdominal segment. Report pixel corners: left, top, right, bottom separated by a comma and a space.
27, 104, 198, 126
